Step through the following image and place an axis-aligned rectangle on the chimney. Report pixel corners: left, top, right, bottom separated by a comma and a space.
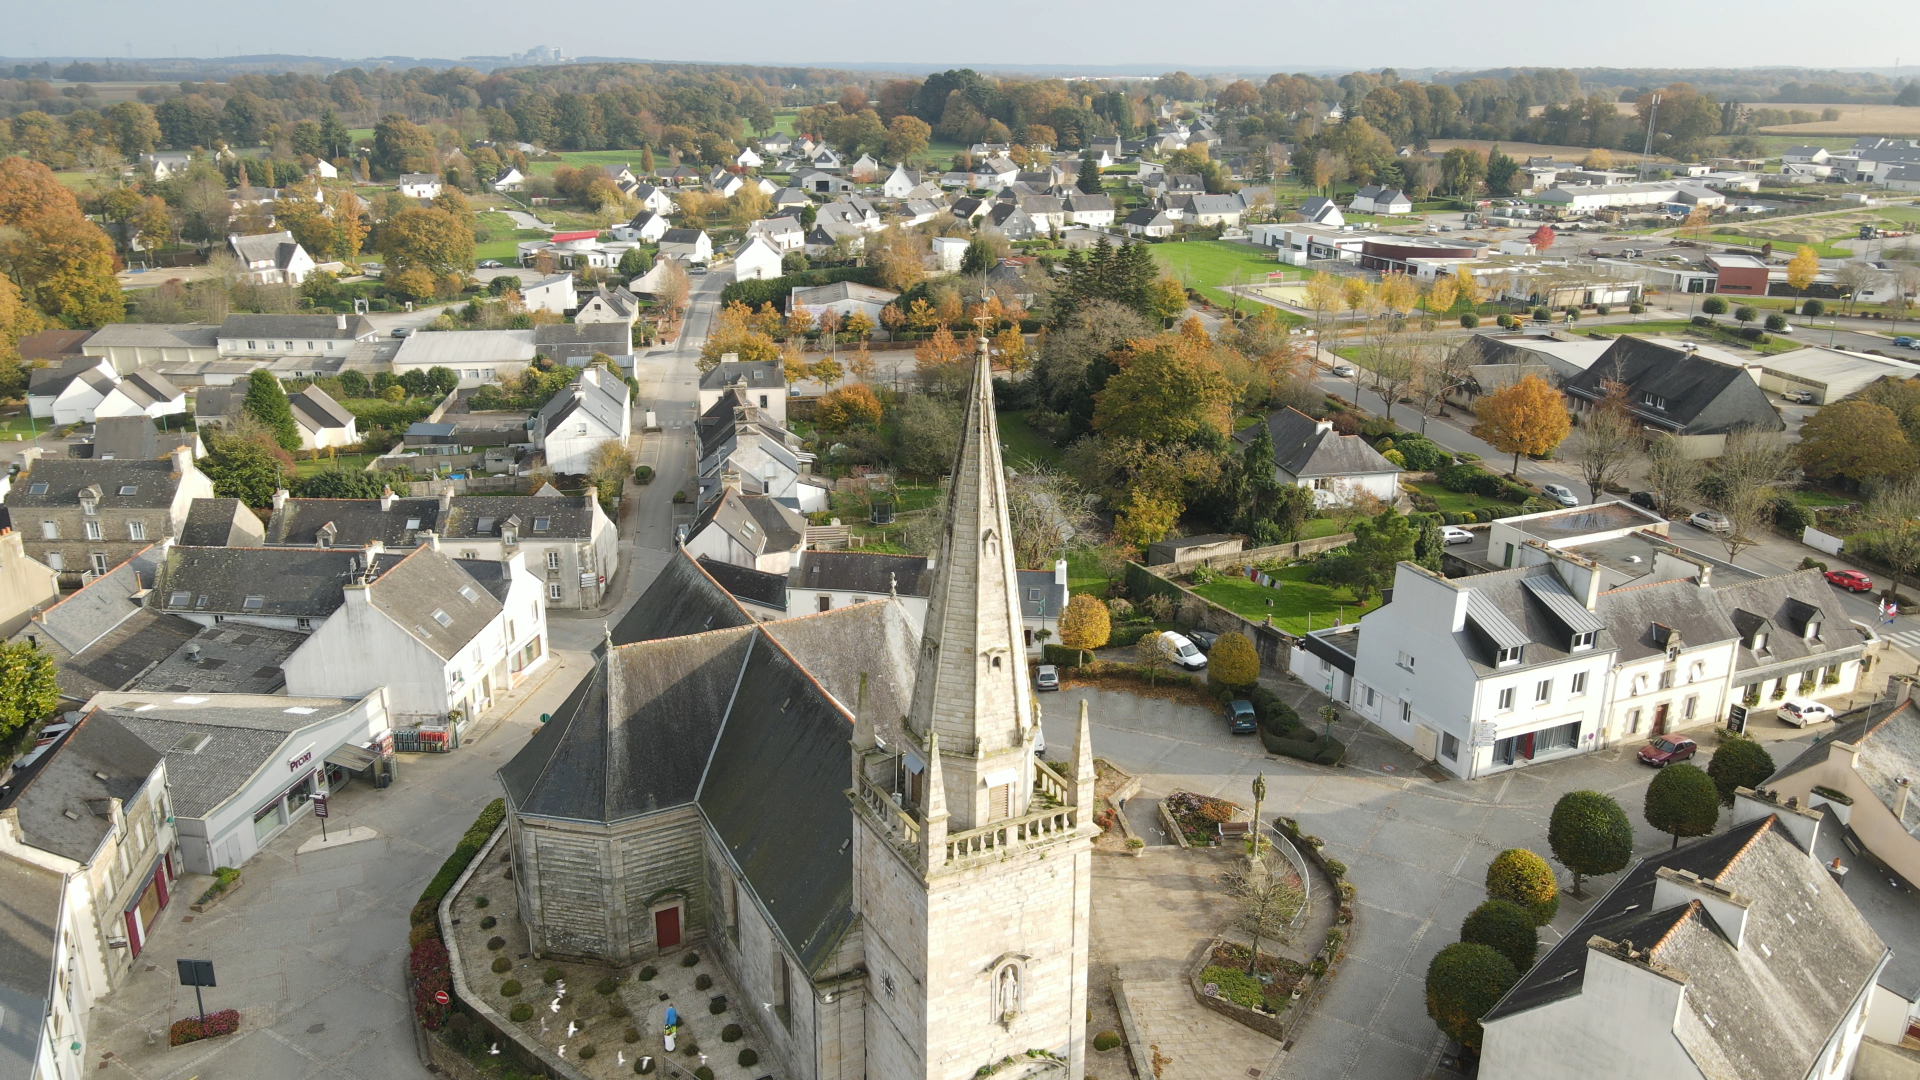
363, 539, 385, 563
271, 487, 290, 511
422, 530, 440, 552
721, 468, 742, 495
379, 486, 396, 511
1054, 558, 1068, 587
1745, 364, 1765, 385
1731, 787, 1823, 857
170, 444, 194, 477
438, 486, 453, 513
1652, 867, 1751, 947
335, 313, 347, 330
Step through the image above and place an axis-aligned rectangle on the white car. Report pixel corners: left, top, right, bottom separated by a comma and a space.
1442, 526, 1474, 545
1161, 632, 1208, 670
1541, 483, 1579, 507
1330, 364, 1356, 377
1690, 509, 1732, 534
1778, 698, 1835, 727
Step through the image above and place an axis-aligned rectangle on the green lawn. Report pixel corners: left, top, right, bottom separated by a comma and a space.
293, 453, 379, 477
1191, 564, 1379, 636
1149, 240, 1303, 317
1066, 549, 1109, 597
1791, 489, 1856, 508
1406, 479, 1519, 517
997, 410, 1063, 468
1700, 232, 1854, 259
1576, 321, 1802, 355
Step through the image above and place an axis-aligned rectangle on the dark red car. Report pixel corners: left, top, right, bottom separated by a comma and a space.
1825, 569, 1874, 593
1638, 736, 1697, 767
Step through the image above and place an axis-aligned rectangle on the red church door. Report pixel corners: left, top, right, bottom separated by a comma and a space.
654, 906, 681, 949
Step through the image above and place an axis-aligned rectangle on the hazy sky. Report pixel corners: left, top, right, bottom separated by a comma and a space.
9, 0, 1899, 73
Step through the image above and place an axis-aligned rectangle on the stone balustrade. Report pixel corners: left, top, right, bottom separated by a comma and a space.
854, 776, 921, 847
942, 804, 1079, 868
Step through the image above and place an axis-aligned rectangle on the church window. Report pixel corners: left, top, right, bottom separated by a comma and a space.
773, 953, 792, 1027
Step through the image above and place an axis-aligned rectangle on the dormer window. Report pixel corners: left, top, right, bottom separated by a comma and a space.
1640, 392, 1667, 411
1571, 630, 1596, 652
1495, 646, 1522, 666
1805, 618, 1821, 643
80, 498, 96, 516
1751, 631, 1769, 652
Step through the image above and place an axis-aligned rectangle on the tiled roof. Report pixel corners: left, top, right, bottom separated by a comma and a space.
8, 457, 186, 510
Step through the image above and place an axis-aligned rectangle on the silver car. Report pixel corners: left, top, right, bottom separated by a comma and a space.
1690, 509, 1732, 534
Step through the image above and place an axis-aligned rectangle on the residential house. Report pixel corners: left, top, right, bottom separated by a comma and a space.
983, 203, 1038, 240
11, 544, 191, 705
520, 271, 579, 315
808, 147, 844, 172
950, 195, 988, 223
288, 385, 358, 450
696, 394, 826, 513
532, 366, 631, 475
228, 230, 316, 286
818, 196, 883, 232
1065, 193, 1115, 227
7, 448, 212, 580
1562, 336, 1785, 457
76, 415, 199, 463
575, 284, 640, 334
788, 281, 899, 325
16, 328, 90, 368
1123, 208, 1176, 238
660, 165, 702, 186
760, 133, 793, 155
615, 210, 671, 243
215, 313, 378, 361
397, 173, 443, 199
1185, 193, 1245, 227
1781, 145, 1833, 165
708, 169, 746, 198
1017, 195, 1067, 233
658, 228, 713, 264
770, 187, 811, 212
848, 154, 882, 182
93, 368, 185, 421
533, 322, 633, 368
1350, 185, 1413, 214
178, 497, 265, 547
697, 361, 787, 424
786, 550, 932, 622
390, 329, 537, 389
792, 169, 853, 195
1297, 196, 1345, 227
732, 235, 785, 282
735, 147, 763, 170
153, 542, 548, 726
138, 151, 192, 179
192, 385, 246, 431
0, 709, 179, 1015
29, 357, 119, 423
882, 164, 923, 198
683, 488, 807, 574
631, 185, 676, 216
264, 488, 617, 609
0, 527, 59, 636
79, 323, 219, 373
1478, 794, 1886, 1080
491, 167, 526, 192
898, 198, 943, 227
1234, 407, 1401, 507
0, 854, 91, 1080
931, 235, 970, 273
745, 216, 807, 252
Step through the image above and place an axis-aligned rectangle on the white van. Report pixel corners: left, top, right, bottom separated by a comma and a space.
1162, 632, 1209, 671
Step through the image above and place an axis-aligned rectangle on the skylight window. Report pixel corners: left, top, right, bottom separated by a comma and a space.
533, 517, 551, 532
405, 518, 421, 530
27, 482, 46, 495
169, 591, 190, 607
431, 609, 453, 627
477, 516, 496, 534
459, 585, 480, 603
242, 596, 265, 610
119, 485, 138, 496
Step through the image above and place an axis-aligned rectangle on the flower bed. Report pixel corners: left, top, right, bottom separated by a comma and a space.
191, 867, 242, 912
1163, 791, 1240, 846
169, 1009, 241, 1046
410, 938, 453, 1030
1202, 941, 1307, 1013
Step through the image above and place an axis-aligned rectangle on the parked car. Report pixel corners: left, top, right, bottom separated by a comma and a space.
1778, 698, 1836, 727
1542, 483, 1579, 507
1225, 699, 1258, 735
1034, 664, 1060, 692
1825, 569, 1874, 592
1330, 364, 1356, 377
1162, 632, 1208, 670
390, 327, 413, 338
478, 259, 504, 269
1781, 389, 1815, 404
1637, 736, 1698, 767
1187, 630, 1220, 652
1893, 336, 1918, 349
1772, 324, 1793, 333
1690, 509, 1732, 533
1629, 490, 1669, 515
1442, 526, 1474, 545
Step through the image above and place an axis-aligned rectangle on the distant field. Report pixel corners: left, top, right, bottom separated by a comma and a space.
1426, 139, 1664, 165
1759, 104, 1920, 137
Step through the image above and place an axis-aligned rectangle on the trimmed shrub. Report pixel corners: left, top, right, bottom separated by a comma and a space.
695, 1069, 716, 1080
1532, 306, 1550, 321
625, 1027, 641, 1044
501, 979, 522, 996
722, 1024, 743, 1042
1803, 299, 1826, 317
579, 1045, 598, 1060
1549, 790, 1634, 896
739, 1049, 760, 1067
408, 921, 439, 947
709, 995, 728, 1015
1093, 1030, 1122, 1052
416, 799, 507, 916
510, 1003, 533, 1022
1706, 735, 1777, 807
609, 1000, 632, 1019
1207, 631, 1259, 689
1460, 899, 1540, 971
1765, 312, 1789, 331
637, 965, 657, 981
1691, 314, 1713, 327
1702, 296, 1728, 317
1629, 302, 1645, 314
488, 936, 506, 951
694, 973, 713, 991
1485, 849, 1560, 926
597, 976, 619, 995
681, 952, 701, 967
492, 956, 513, 973
480, 915, 496, 930
637, 1056, 656, 1073
1425, 943, 1518, 1050
1460, 313, 1479, 328
1644, 763, 1720, 848
543, 966, 564, 985
473, 895, 489, 908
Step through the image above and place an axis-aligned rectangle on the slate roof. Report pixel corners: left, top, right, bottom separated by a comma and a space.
1772, 700, 1920, 834
105, 368, 182, 410
0, 854, 62, 1080
127, 622, 306, 695
790, 551, 932, 597
690, 488, 805, 559
660, 228, 707, 247
1595, 577, 1735, 663
265, 495, 598, 547
99, 694, 364, 818
8, 457, 186, 510
1234, 407, 1400, 479
698, 556, 788, 610
789, 281, 898, 308
1483, 815, 1886, 1080
698, 361, 784, 393
610, 549, 754, 645
440, 496, 597, 540
1564, 336, 1785, 436
83, 415, 194, 461
1451, 563, 1616, 673
193, 385, 243, 424
0, 711, 161, 863
1015, 569, 1068, 619
364, 546, 506, 661
533, 322, 631, 363
229, 230, 305, 270
1123, 207, 1172, 228
27, 356, 109, 399
82, 323, 220, 351
289, 386, 354, 432
17, 328, 91, 362
152, 546, 385, 617
217, 314, 374, 341
1713, 568, 1870, 675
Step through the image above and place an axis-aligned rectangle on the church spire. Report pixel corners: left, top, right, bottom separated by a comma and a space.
903, 316, 1034, 805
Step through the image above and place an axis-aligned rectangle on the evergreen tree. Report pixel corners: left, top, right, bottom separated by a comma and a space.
1412, 513, 1446, 572
243, 369, 300, 451
319, 109, 352, 160
1076, 151, 1104, 194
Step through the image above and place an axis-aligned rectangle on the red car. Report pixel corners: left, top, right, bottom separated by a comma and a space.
1638, 736, 1697, 767
1825, 569, 1874, 593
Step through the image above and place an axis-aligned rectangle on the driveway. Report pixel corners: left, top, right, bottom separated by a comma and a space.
1039, 683, 1829, 1079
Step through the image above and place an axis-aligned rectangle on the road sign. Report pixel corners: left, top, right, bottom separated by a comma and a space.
312, 795, 329, 819
434, 990, 450, 1005
1727, 704, 1749, 735
177, 959, 216, 988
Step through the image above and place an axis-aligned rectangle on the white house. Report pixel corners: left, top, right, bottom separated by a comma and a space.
34, 357, 119, 423
1348, 555, 1617, 778
697, 360, 786, 424
289, 385, 358, 450
788, 280, 899, 323
731, 235, 785, 281
735, 147, 763, 169
1065, 193, 1115, 227
520, 272, 578, 315
532, 365, 631, 475
1234, 407, 1401, 508
492, 167, 526, 192
310, 159, 338, 180
1122, 208, 1175, 238
615, 210, 671, 243
708, 169, 745, 198
228, 230, 316, 286
1478, 793, 1886, 1080
1298, 196, 1344, 226
931, 235, 970, 273
391, 329, 538, 388
744, 216, 806, 252
882, 164, 923, 199
696, 392, 826, 513
575, 284, 639, 333
1350, 185, 1413, 214
93, 368, 185, 420
139, 151, 192, 180
631, 185, 676, 216
397, 173, 443, 199
658, 228, 712, 264
683, 488, 807, 574
1781, 145, 1832, 165
215, 313, 378, 361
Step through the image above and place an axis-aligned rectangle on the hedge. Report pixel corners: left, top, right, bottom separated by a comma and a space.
413, 798, 507, 925
1436, 463, 1532, 503
1042, 643, 1090, 668
341, 398, 438, 429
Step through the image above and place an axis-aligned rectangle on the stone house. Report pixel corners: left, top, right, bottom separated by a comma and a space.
6, 448, 212, 581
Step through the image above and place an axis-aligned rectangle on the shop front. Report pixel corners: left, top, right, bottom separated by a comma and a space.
122, 853, 176, 957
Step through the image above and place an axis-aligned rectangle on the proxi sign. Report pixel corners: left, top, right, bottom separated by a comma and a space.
288, 745, 314, 773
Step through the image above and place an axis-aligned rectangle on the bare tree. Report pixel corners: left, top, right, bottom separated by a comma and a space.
1644, 433, 1702, 518
1006, 464, 1099, 568
1706, 428, 1798, 565
1864, 477, 1920, 605
1837, 261, 1878, 316
1567, 377, 1642, 501
1222, 835, 1305, 976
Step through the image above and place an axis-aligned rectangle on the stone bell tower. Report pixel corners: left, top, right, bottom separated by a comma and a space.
849, 325, 1096, 1080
